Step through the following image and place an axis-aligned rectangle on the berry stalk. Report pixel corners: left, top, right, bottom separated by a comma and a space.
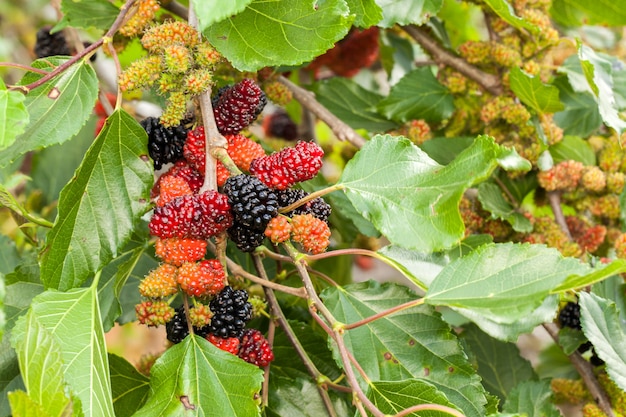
278, 184, 344, 214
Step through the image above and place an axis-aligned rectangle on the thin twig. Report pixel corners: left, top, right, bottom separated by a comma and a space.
343, 299, 425, 331
278, 184, 343, 214
402, 25, 503, 96
543, 323, 615, 417
162, 0, 189, 19
0, 62, 49, 75
547, 191, 573, 240
277, 76, 366, 148
183, 293, 194, 336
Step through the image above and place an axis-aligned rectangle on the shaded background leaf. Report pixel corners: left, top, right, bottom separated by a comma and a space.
0, 78, 29, 151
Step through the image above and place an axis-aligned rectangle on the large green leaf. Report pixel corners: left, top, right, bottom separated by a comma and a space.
321, 281, 490, 417
266, 375, 351, 417
376, 0, 443, 28
553, 76, 603, 137
312, 78, 397, 132
40, 109, 152, 291
205, 0, 353, 71
345, 0, 382, 27
0, 334, 23, 416
377, 68, 454, 123
133, 335, 262, 416
338, 135, 528, 252
0, 235, 19, 275
0, 58, 98, 168
477, 182, 532, 233
7, 390, 49, 417
0, 78, 29, 151
425, 243, 590, 322
27, 282, 115, 417
461, 324, 535, 403
502, 380, 561, 417
551, 0, 626, 26
579, 292, 626, 392
367, 379, 460, 416
109, 354, 150, 417
11, 311, 72, 416
58, 0, 119, 30
482, 0, 538, 33
549, 135, 596, 166
191, 0, 253, 28
377, 245, 448, 289
552, 259, 626, 293
509, 67, 563, 114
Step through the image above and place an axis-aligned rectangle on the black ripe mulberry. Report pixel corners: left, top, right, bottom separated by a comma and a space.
223, 174, 279, 231
141, 116, 191, 170
227, 221, 266, 252
208, 286, 252, 338
213, 79, 267, 135
558, 302, 582, 330
166, 306, 211, 344
34, 26, 71, 58
276, 188, 331, 223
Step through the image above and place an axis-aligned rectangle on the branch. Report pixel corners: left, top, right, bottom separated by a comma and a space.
402, 25, 503, 96
277, 76, 366, 148
543, 323, 615, 417
343, 298, 424, 331
278, 184, 343, 214
162, 0, 189, 19
547, 191, 573, 240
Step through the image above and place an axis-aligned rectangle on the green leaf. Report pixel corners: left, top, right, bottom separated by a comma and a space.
0, 58, 98, 168
425, 243, 590, 322
461, 324, 536, 403
133, 335, 262, 416
552, 259, 626, 293
482, 0, 539, 33
376, 0, 443, 28
549, 135, 596, 166
367, 379, 460, 416
0, 235, 20, 275
0, 274, 4, 340
553, 76, 603, 137
419, 136, 474, 165
579, 292, 626, 392
191, 0, 253, 28
109, 354, 149, 417
40, 109, 152, 291
550, 0, 626, 26
509, 67, 564, 114
558, 327, 588, 356
205, 0, 354, 71
377, 245, 448, 289
0, 78, 29, 151
592, 274, 626, 325
7, 390, 49, 417
321, 281, 489, 417
339, 135, 520, 252
477, 182, 532, 233
27, 282, 115, 417
58, 0, 119, 30
345, 0, 382, 27
0, 334, 23, 416
502, 380, 561, 417
312, 78, 397, 132
266, 376, 351, 417
11, 311, 72, 416
377, 68, 454, 123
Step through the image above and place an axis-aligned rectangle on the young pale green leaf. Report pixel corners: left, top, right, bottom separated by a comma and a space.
205, 0, 353, 71
377, 68, 454, 123
502, 380, 561, 417
28, 283, 114, 417
509, 67, 564, 114
0, 58, 98, 168
312, 78, 397, 132
376, 0, 443, 27
551, 0, 626, 26
549, 135, 596, 166
191, 0, 253, 28
461, 324, 536, 403
482, 0, 538, 33
133, 335, 262, 416
339, 135, 514, 252
11, 311, 72, 417
0, 78, 29, 151
553, 76, 602, 137
579, 292, 626, 392
367, 379, 460, 416
0, 274, 4, 340
7, 390, 49, 417
321, 281, 489, 417
377, 245, 448, 289
108, 354, 149, 417
552, 259, 626, 293
477, 182, 532, 233
425, 243, 590, 322
267, 375, 352, 417
40, 109, 152, 291
58, 0, 119, 30
345, 0, 382, 27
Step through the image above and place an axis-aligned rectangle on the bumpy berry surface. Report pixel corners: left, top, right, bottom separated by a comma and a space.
183, 126, 208, 174
119, 0, 160, 37
238, 329, 274, 367
276, 188, 331, 222
176, 259, 227, 297
264, 216, 292, 244
223, 174, 279, 231
291, 214, 331, 254
558, 302, 582, 330
213, 79, 267, 135
138, 263, 179, 298
227, 221, 266, 252
135, 300, 175, 327
151, 160, 203, 199
166, 306, 212, 343
207, 334, 241, 355
249, 141, 324, 190
155, 237, 206, 266
34, 26, 71, 58
141, 116, 191, 170
141, 21, 199, 52
156, 176, 193, 207
208, 286, 252, 338
225, 134, 266, 172
188, 304, 213, 328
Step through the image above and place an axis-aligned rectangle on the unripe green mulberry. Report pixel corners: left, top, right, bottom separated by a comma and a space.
582, 166, 607, 192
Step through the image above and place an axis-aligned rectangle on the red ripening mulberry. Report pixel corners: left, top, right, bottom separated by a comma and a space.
151, 160, 203, 199
135, 300, 175, 326
238, 329, 274, 367
157, 175, 193, 207
264, 216, 292, 244
183, 126, 207, 174
139, 263, 179, 298
249, 141, 324, 190
155, 237, 207, 266
291, 214, 331, 254
176, 259, 227, 297
207, 334, 241, 355
225, 134, 266, 172
213, 79, 267, 135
